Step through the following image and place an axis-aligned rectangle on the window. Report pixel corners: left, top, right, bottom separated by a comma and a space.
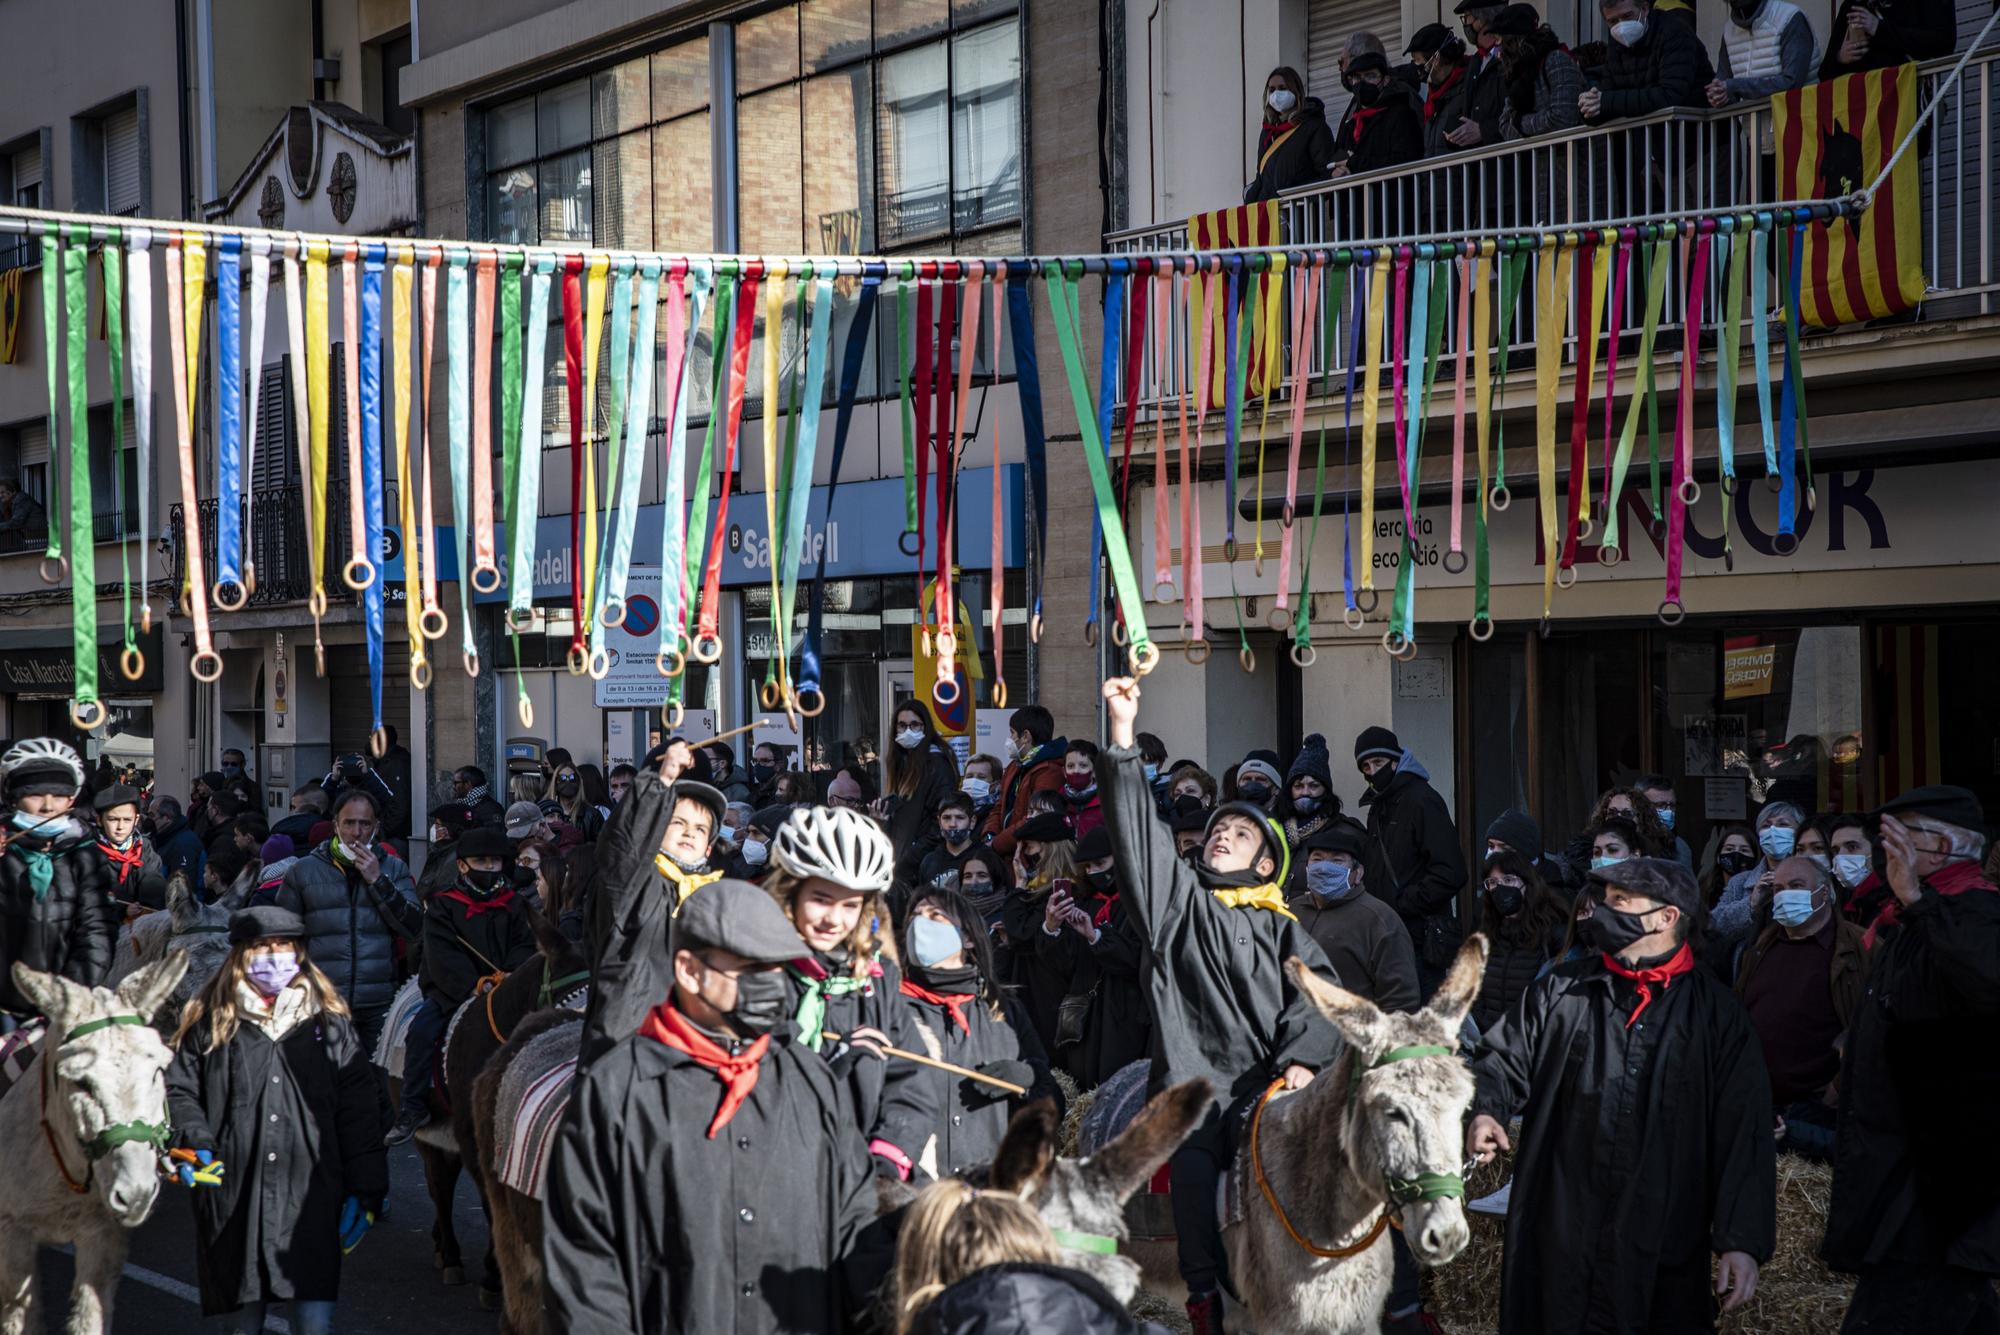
86, 402, 139, 542
0, 420, 51, 554
73, 96, 146, 217
2, 138, 44, 271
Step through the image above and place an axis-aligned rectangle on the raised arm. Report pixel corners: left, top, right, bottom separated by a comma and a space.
1100, 677, 1201, 945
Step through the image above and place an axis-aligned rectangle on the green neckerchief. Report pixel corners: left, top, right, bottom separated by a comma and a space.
789, 964, 870, 1051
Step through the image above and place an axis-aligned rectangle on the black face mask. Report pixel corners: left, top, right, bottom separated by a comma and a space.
1365, 764, 1396, 792
1487, 882, 1525, 917
749, 764, 774, 785
1579, 900, 1661, 956
942, 827, 973, 848
722, 968, 791, 1039
510, 863, 539, 888
1292, 795, 1323, 819
1086, 868, 1117, 894
1717, 850, 1757, 877
1238, 781, 1274, 807
1353, 80, 1384, 105
556, 779, 581, 799
1019, 851, 1042, 875
462, 868, 507, 896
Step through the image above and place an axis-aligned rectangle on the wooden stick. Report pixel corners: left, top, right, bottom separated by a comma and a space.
706, 717, 786, 746
824, 1030, 1027, 1095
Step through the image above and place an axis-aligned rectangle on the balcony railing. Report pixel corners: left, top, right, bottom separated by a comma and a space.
168, 481, 384, 609
1107, 47, 2000, 406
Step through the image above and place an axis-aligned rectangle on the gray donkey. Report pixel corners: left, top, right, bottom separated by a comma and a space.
111, 870, 248, 1021
1222, 935, 1489, 1335
1, 953, 189, 1335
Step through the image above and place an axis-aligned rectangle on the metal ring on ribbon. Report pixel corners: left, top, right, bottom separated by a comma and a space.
1382, 629, 1414, 658
937, 629, 958, 658
1442, 549, 1468, 575
369, 727, 391, 760
990, 680, 1009, 709
1266, 606, 1292, 631
1184, 638, 1213, 665
760, 679, 783, 709
1129, 641, 1161, 677
120, 648, 145, 682
1356, 587, 1380, 614
1556, 564, 1579, 590
1343, 604, 1366, 631
308, 589, 330, 618
1083, 621, 1100, 648
1470, 614, 1496, 642
663, 701, 686, 730
1773, 531, 1798, 556
422, 607, 451, 640
179, 588, 194, 618
599, 598, 627, 629
412, 656, 434, 690
1578, 515, 1595, 541
37, 555, 67, 585
516, 694, 535, 729
341, 557, 377, 591
1290, 642, 1318, 669
1223, 538, 1238, 563
1110, 620, 1127, 648
565, 643, 589, 676
463, 649, 482, 679
190, 650, 225, 683
588, 647, 612, 680
656, 645, 686, 679
897, 530, 922, 557
212, 579, 249, 613
1489, 485, 1512, 512
933, 675, 962, 708
471, 564, 504, 595
69, 699, 108, 733
1029, 614, 1044, 644
1237, 645, 1257, 674
1678, 479, 1701, 506
793, 686, 827, 718
1721, 475, 1738, 496
1657, 599, 1687, 626
1599, 543, 1624, 568
1153, 580, 1178, 603
692, 634, 724, 664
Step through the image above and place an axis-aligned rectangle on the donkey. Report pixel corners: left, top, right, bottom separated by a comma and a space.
1, 954, 189, 1335
1222, 936, 1489, 1335
110, 870, 248, 1021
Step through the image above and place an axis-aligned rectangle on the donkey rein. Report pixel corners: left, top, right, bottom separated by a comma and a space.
1248, 1076, 1396, 1259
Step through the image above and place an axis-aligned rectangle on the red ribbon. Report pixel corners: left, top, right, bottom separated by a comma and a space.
913, 278, 934, 573
1599, 941, 1694, 1029
639, 1000, 771, 1138
932, 278, 957, 618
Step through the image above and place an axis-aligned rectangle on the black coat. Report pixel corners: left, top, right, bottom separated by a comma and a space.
419, 887, 539, 1007
98, 835, 167, 909
900, 979, 1059, 1178
1471, 921, 1565, 1033
1823, 872, 2000, 1276
1587, 18, 1714, 122
1014, 886, 1152, 1089
1000, 880, 1074, 1054
543, 1025, 881, 1335
1471, 957, 1777, 1333
167, 1003, 387, 1313
885, 742, 959, 858
910, 1263, 1172, 1335
153, 816, 207, 885
1458, 48, 1510, 144
0, 821, 115, 1017
1332, 86, 1425, 176
780, 954, 938, 1169
1097, 745, 1340, 1125
1245, 100, 1336, 202
1360, 769, 1469, 971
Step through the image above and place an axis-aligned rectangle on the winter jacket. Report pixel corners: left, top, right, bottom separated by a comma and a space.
910, 1263, 1173, 1335
416, 835, 464, 896
0, 817, 116, 1017
1735, 913, 1866, 1028
97, 833, 168, 910
1820, 0, 1955, 79
982, 740, 1068, 858
885, 742, 960, 859
1426, 45, 1511, 151
1586, 17, 1715, 123
1098, 744, 1341, 1126
167, 998, 387, 1313
1501, 41, 1585, 140
1359, 758, 1469, 971
1331, 84, 1425, 176
153, 815, 207, 886
900, 973, 1059, 1178
1062, 787, 1105, 841
1420, 61, 1472, 158
780, 951, 939, 1175
1246, 100, 1336, 202
543, 1022, 882, 1335
1471, 920, 1565, 1033
1289, 888, 1422, 1013
270, 842, 420, 1014
1823, 863, 2000, 1276
1471, 955, 1776, 1333
1024, 882, 1153, 1087
419, 884, 539, 1008
1000, 880, 1074, 1054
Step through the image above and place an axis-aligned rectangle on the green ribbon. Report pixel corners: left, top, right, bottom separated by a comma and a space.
1602, 237, 1671, 557
790, 966, 869, 1051
1045, 266, 1156, 667
63, 227, 97, 716
104, 235, 130, 659
1292, 262, 1349, 652
1749, 228, 1777, 478
671, 274, 737, 709
39, 226, 62, 570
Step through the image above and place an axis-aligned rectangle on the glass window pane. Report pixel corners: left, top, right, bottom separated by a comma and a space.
592, 57, 651, 137
652, 112, 712, 253
803, 0, 872, 71
877, 0, 947, 46
736, 6, 800, 93
805, 68, 873, 254
952, 0, 1015, 20
951, 19, 1020, 231
592, 131, 652, 249
537, 148, 592, 244
488, 97, 537, 168
738, 85, 804, 256
652, 36, 712, 121
876, 41, 949, 245
537, 79, 591, 155
487, 167, 538, 244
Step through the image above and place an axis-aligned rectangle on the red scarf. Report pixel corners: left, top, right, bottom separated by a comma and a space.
900, 977, 977, 1036
638, 1001, 772, 1138
1348, 104, 1386, 138
1423, 62, 1466, 122
437, 886, 517, 918
1091, 892, 1121, 928
1863, 860, 1996, 951
1600, 942, 1695, 1029
98, 839, 144, 887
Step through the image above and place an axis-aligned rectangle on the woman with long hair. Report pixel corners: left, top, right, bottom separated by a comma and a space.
576, 763, 614, 818
1565, 787, 1675, 863
896, 887, 1058, 1178
881, 698, 961, 853
1471, 848, 1571, 1031
544, 761, 607, 845
956, 844, 1018, 981
167, 906, 385, 1335
1705, 823, 1756, 908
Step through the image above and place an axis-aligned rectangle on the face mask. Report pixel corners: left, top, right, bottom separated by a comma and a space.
1267, 88, 1297, 115
246, 951, 301, 997
895, 728, 925, 752
721, 968, 790, 1039
1291, 795, 1322, 819
1005, 737, 1021, 763
910, 916, 965, 968
1364, 765, 1395, 792
749, 764, 774, 785
1833, 852, 1871, 888
462, 868, 507, 896
1656, 807, 1676, 830
511, 863, 539, 888
1579, 900, 1660, 955
1352, 81, 1383, 106
1018, 851, 1042, 875
1143, 763, 1160, 784
1806, 852, 1832, 872
1238, 780, 1273, 807
1771, 888, 1820, 927
1592, 853, 1625, 870
1086, 868, 1116, 894
740, 839, 768, 867
556, 779, 580, 798
1758, 825, 1796, 860
942, 826, 972, 848
962, 778, 992, 804
1718, 849, 1757, 877
1487, 881, 1525, 917
1065, 778, 1097, 800
220, 763, 244, 780
1610, 18, 1648, 45
1306, 861, 1356, 901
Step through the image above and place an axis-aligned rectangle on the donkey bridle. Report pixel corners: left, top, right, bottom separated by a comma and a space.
42, 1013, 172, 1195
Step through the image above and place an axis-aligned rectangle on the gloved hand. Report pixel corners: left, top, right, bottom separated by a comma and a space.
974, 1060, 1035, 1093
171, 1148, 225, 1188
338, 1196, 376, 1254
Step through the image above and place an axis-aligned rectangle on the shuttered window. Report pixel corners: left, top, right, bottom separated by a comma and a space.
252, 362, 296, 490
1307, 0, 1406, 113
87, 401, 140, 540
103, 106, 141, 216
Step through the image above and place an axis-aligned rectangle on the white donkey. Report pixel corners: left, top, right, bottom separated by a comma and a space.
1, 953, 189, 1335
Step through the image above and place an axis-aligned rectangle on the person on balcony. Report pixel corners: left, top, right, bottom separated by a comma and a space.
1407, 24, 1471, 157
1329, 52, 1425, 178
1442, 0, 1512, 149
1579, 0, 1715, 124
1488, 4, 1585, 139
1245, 65, 1335, 202
1707, 0, 1817, 106
1820, 0, 1953, 79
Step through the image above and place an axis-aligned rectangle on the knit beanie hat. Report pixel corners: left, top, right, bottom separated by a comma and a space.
1485, 808, 1542, 857
1237, 751, 1284, 791
1354, 726, 1402, 768
1287, 734, 1333, 790
259, 833, 296, 865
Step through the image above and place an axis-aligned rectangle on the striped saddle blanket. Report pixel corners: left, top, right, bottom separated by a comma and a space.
493, 1016, 583, 1201
0, 1019, 47, 1102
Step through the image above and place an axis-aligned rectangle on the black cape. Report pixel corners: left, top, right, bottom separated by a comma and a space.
900, 983, 1060, 1178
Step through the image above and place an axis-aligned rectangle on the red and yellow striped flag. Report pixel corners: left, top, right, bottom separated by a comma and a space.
1187, 200, 1285, 403
0, 268, 22, 364
1774, 63, 1926, 328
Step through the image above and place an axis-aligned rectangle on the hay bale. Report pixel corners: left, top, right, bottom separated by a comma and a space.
1426, 1154, 1852, 1335
1054, 1069, 1091, 1156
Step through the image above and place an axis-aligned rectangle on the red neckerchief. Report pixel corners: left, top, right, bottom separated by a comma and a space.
1347, 104, 1387, 144
1423, 63, 1466, 121
638, 1000, 772, 1138
1091, 892, 1122, 928
1257, 117, 1295, 155
438, 886, 517, 918
1600, 942, 1695, 1029
98, 839, 144, 886
900, 977, 976, 1036
1863, 861, 1997, 951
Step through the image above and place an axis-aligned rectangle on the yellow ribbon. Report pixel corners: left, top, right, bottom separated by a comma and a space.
1210, 882, 1298, 920
1471, 252, 1492, 518
390, 248, 423, 683
1534, 242, 1575, 622
580, 254, 610, 625
1359, 252, 1390, 593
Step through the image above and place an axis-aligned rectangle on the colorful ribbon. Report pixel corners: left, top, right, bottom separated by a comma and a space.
470, 253, 501, 595
989, 264, 1009, 699
1183, 264, 1215, 645
691, 270, 759, 660
1602, 237, 1670, 561
242, 237, 271, 596
215, 236, 245, 604
359, 245, 388, 738
1715, 229, 1746, 565
1273, 262, 1319, 624
1664, 229, 1711, 619
799, 276, 879, 707
1532, 241, 1574, 624
1750, 228, 1778, 480
498, 253, 527, 715
603, 258, 663, 637
1150, 264, 1176, 600
60, 229, 98, 723
1291, 259, 1348, 657
510, 256, 555, 645
1357, 252, 1389, 603
339, 247, 368, 591
389, 249, 424, 686
586, 257, 637, 676
936, 265, 982, 691
127, 230, 155, 645
417, 253, 445, 641
38, 226, 62, 581
303, 241, 331, 667
778, 277, 834, 696
1086, 271, 1123, 637
657, 266, 714, 678
1005, 277, 1047, 635
1777, 226, 1814, 544
446, 252, 477, 672
167, 235, 219, 682
578, 255, 610, 667
102, 232, 131, 679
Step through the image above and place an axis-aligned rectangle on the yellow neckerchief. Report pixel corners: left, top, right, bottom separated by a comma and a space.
1210, 881, 1299, 920
1258, 123, 1300, 174
656, 854, 724, 915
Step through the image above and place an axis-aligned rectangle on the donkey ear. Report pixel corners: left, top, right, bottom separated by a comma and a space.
219, 862, 258, 910
1081, 1078, 1212, 1202
989, 1098, 1060, 1195
116, 949, 190, 1021
1287, 956, 1391, 1054
11, 962, 77, 1025
1423, 933, 1491, 1033
167, 873, 196, 926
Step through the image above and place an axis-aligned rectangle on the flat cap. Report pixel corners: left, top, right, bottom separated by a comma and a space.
1345, 51, 1391, 77
1406, 21, 1460, 54
1485, 3, 1542, 36
455, 825, 514, 861
94, 784, 144, 813
230, 904, 307, 945
1076, 825, 1114, 863
1586, 855, 1700, 913
1878, 784, 1984, 833
672, 879, 808, 965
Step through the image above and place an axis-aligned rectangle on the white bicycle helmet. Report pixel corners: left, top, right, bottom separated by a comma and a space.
1, 737, 85, 792
770, 805, 895, 893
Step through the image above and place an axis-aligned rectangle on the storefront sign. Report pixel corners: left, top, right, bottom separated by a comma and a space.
1722, 637, 1777, 698
593, 570, 672, 708
0, 624, 164, 694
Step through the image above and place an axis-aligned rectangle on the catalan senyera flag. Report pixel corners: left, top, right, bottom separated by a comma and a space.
1188, 200, 1285, 403
1773, 63, 1926, 328
0, 267, 22, 364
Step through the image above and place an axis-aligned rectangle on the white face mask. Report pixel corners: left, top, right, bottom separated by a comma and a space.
1833, 852, 1871, 888
895, 728, 925, 751
962, 777, 992, 803
741, 838, 768, 867
1267, 88, 1297, 115
1610, 18, 1648, 45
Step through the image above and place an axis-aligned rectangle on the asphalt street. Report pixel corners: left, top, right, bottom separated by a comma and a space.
34, 1142, 498, 1334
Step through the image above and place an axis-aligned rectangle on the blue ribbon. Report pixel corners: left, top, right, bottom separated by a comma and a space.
1777, 228, 1803, 538
216, 236, 244, 594
1006, 276, 1046, 624
1341, 262, 1368, 612
360, 245, 387, 734
799, 276, 879, 699
1750, 228, 1777, 479
657, 265, 713, 664
1087, 271, 1123, 632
